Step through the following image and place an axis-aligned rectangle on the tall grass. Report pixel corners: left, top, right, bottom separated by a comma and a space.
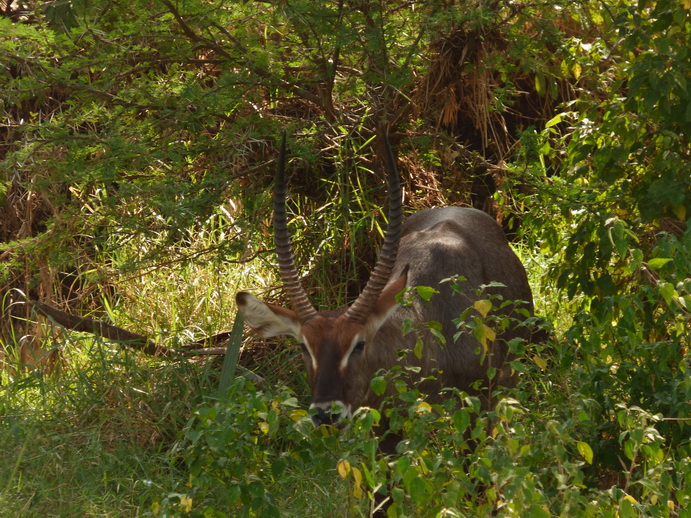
0, 335, 198, 516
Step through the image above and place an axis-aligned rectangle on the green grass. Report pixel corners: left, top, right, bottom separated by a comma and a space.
0, 351, 187, 516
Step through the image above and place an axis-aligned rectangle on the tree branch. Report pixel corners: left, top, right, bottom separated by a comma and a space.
159, 0, 325, 110
30, 301, 170, 356
27, 301, 266, 385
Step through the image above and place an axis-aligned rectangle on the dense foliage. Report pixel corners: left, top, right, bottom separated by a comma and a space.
1, 0, 689, 516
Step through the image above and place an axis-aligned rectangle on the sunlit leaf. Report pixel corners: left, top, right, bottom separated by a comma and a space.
659, 282, 675, 305
180, 495, 193, 512
532, 355, 547, 371
337, 460, 351, 479
416, 401, 432, 414
572, 63, 582, 80
648, 258, 672, 270
416, 285, 439, 302
473, 299, 493, 317
577, 441, 593, 464
352, 467, 363, 499
545, 113, 563, 128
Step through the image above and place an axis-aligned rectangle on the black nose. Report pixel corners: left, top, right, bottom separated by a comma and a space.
311, 407, 339, 427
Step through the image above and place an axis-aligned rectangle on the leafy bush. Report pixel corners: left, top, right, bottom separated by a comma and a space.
153, 379, 358, 517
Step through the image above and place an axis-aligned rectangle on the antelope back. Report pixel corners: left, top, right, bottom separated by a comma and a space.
369, 206, 533, 406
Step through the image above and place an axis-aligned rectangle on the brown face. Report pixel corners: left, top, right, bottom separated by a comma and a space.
298, 315, 368, 427
236, 270, 407, 429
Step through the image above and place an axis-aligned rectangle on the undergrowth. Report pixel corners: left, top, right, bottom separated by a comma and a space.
1, 216, 688, 516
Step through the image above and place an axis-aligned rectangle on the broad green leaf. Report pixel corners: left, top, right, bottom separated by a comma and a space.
271, 459, 287, 478
408, 476, 427, 504
545, 113, 563, 128
527, 505, 552, 518
473, 299, 493, 317
416, 285, 439, 302
659, 282, 675, 305
624, 439, 636, 461
618, 496, 637, 518
453, 408, 470, 433
535, 73, 545, 95
413, 337, 424, 359
428, 322, 446, 346
648, 258, 672, 270
370, 376, 387, 396
577, 441, 593, 464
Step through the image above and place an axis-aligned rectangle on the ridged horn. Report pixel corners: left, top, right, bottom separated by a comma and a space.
274, 132, 318, 323
343, 128, 403, 323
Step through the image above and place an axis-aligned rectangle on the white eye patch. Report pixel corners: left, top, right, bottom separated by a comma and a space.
300, 337, 317, 371
339, 334, 366, 371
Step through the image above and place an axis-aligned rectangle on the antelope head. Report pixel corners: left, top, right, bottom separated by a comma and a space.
236, 131, 407, 428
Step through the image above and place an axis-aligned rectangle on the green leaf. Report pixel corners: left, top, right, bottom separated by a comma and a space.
526, 504, 552, 518
359, 410, 375, 432
624, 439, 636, 461
413, 337, 424, 359
227, 484, 242, 506
577, 441, 593, 464
659, 282, 675, 305
218, 312, 244, 399
271, 459, 287, 478
473, 299, 493, 317
416, 285, 439, 302
625, 248, 644, 275
408, 476, 427, 504
370, 376, 387, 396
427, 321, 446, 345
535, 73, 545, 95
545, 113, 563, 128
610, 219, 629, 257
648, 257, 672, 270
453, 408, 470, 433
618, 496, 637, 518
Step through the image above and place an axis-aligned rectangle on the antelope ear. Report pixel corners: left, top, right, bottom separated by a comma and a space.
367, 265, 409, 333
236, 292, 302, 339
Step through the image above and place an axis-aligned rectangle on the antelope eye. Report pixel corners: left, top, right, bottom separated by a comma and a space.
353, 340, 366, 353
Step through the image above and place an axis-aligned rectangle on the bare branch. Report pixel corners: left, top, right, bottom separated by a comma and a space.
28, 300, 266, 385
29, 301, 170, 357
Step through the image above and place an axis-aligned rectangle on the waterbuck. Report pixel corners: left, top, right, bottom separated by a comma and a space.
236, 131, 534, 432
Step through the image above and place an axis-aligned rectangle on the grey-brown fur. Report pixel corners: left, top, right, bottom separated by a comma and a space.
349, 205, 534, 412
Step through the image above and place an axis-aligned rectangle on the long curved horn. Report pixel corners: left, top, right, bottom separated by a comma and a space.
274, 132, 318, 322
344, 128, 403, 323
